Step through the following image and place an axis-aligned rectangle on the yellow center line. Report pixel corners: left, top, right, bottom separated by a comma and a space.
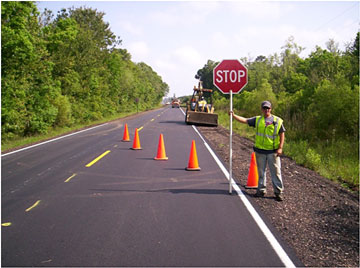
2, 222, 12, 227
64, 173, 77, 183
137, 111, 161, 131
85, 150, 111, 167
25, 200, 41, 212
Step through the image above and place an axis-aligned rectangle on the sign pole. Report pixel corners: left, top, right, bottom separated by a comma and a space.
229, 90, 233, 194
212, 59, 248, 195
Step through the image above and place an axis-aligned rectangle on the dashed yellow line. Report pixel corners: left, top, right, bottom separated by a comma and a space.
132, 110, 165, 132
85, 150, 111, 167
25, 200, 41, 212
64, 173, 77, 183
2, 222, 12, 227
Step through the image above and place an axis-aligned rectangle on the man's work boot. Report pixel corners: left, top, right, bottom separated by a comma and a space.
254, 191, 266, 197
275, 193, 283, 202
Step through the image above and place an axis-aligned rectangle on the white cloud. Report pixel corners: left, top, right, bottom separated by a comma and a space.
155, 59, 177, 71
149, 10, 178, 26
178, 1, 220, 24
148, 1, 219, 27
174, 46, 203, 66
118, 21, 143, 36
229, 1, 292, 20
127, 41, 149, 61
211, 32, 230, 50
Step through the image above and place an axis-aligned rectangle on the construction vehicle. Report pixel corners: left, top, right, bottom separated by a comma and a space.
185, 80, 218, 127
171, 98, 180, 108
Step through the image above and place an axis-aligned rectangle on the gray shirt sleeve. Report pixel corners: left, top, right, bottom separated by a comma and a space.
247, 117, 257, 128
279, 124, 286, 133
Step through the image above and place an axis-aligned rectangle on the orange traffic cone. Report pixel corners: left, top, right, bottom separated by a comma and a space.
186, 140, 201, 171
122, 123, 130, 142
245, 152, 259, 189
131, 128, 142, 150
154, 134, 168, 160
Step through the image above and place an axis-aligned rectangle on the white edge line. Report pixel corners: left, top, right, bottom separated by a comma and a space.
2, 123, 109, 157
189, 121, 296, 268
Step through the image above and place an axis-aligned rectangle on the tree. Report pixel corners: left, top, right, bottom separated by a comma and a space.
346, 31, 359, 57
247, 57, 271, 92
239, 78, 277, 117
2, 3, 169, 141
2, 1, 60, 137
282, 71, 308, 94
307, 77, 358, 139
326, 38, 340, 55
280, 36, 304, 77
44, 6, 123, 122
345, 32, 359, 89
306, 47, 340, 84
196, 60, 218, 90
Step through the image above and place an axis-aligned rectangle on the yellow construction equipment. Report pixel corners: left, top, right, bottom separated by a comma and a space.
185, 81, 218, 127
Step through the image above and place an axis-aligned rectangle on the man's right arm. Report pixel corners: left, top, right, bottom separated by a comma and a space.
229, 111, 249, 124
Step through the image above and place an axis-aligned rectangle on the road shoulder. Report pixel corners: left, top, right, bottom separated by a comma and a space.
198, 125, 359, 267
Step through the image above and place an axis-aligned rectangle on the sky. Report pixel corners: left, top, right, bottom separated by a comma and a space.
36, 1, 359, 98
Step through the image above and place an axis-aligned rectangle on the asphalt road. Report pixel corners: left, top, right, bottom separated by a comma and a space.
2, 107, 300, 267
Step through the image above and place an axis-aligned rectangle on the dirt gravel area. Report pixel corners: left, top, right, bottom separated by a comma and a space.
198, 125, 359, 268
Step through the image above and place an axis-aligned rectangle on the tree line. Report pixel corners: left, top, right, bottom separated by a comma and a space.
197, 35, 359, 142
2, 2, 169, 141
196, 34, 359, 189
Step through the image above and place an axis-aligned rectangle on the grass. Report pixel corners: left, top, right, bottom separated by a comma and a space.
1, 110, 138, 152
286, 139, 359, 191
217, 110, 359, 192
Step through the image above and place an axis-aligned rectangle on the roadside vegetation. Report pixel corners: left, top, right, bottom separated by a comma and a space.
196, 34, 359, 191
0, 109, 151, 152
2, 2, 169, 147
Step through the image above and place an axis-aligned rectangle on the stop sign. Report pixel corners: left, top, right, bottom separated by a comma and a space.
213, 59, 248, 94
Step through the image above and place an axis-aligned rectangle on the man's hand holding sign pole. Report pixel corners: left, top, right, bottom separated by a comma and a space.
213, 59, 248, 194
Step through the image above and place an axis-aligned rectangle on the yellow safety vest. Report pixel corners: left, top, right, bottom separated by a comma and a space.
198, 100, 207, 111
255, 115, 283, 151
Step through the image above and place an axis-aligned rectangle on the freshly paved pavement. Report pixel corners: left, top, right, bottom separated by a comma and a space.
2, 107, 301, 267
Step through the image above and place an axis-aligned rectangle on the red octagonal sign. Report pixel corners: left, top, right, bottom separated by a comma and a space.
213, 59, 248, 94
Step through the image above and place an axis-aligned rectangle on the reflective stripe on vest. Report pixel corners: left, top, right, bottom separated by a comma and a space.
255, 115, 283, 150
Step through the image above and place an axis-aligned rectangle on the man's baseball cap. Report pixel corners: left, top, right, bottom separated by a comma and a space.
261, 101, 272, 109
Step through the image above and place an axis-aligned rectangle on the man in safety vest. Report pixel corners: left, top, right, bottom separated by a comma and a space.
198, 96, 207, 112
229, 101, 285, 201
